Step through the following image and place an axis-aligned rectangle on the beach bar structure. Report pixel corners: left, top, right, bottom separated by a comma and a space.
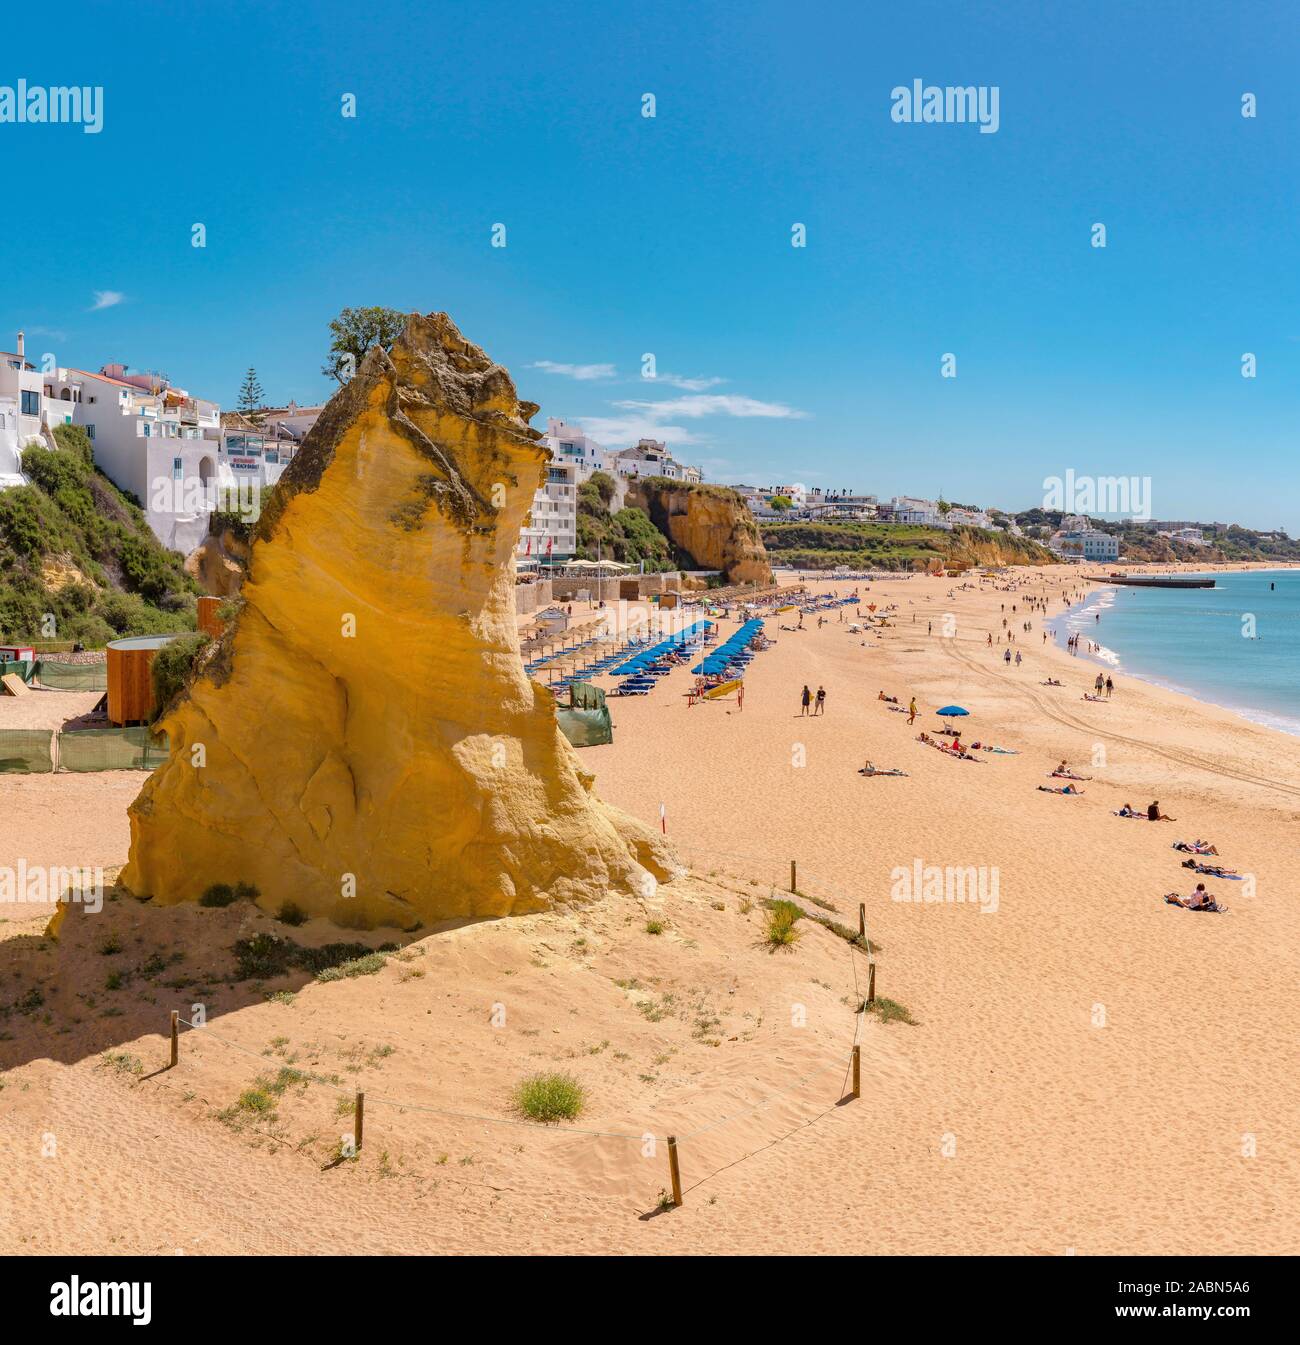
106, 634, 180, 726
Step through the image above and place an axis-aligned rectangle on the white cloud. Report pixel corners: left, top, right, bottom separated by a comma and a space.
641, 372, 727, 392
612, 393, 808, 420
89, 290, 124, 311
528, 359, 617, 381
576, 414, 703, 450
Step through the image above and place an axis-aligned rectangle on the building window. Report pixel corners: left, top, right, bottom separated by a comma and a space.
172, 457, 183, 480
20, 390, 39, 415
86, 424, 95, 440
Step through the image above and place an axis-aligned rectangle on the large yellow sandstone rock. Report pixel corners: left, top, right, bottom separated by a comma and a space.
122, 313, 677, 927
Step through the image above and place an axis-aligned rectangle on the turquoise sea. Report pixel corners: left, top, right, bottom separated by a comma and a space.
1049, 570, 1300, 737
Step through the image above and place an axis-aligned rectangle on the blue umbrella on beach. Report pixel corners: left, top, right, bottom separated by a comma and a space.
936, 705, 969, 717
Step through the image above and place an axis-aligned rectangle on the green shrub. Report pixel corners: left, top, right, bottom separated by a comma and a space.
513, 1072, 585, 1123
315, 952, 388, 982
276, 902, 308, 927
765, 899, 802, 948
149, 632, 211, 720
199, 883, 237, 908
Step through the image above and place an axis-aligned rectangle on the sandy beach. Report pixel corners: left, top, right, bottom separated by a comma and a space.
2, 565, 1297, 1255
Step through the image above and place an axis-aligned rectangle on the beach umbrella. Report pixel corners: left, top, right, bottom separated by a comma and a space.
936, 705, 969, 717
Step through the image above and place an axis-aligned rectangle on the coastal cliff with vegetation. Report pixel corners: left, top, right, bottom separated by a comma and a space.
760, 519, 1058, 572
0, 423, 197, 644
625, 478, 772, 584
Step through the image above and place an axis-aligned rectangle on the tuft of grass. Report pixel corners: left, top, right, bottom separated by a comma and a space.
101, 1050, 142, 1075
276, 902, 308, 927
97, 933, 123, 955
867, 997, 916, 1026
104, 971, 123, 991
513, 1072, 586, 1124
644, 920, 664, 935
315, 951, 387, 983
764, 899, 803, 948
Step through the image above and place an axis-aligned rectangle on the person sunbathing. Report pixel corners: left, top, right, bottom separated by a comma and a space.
860, 761, 907, 777
877, 691, 898, 703
1041, 678, 1062, 686
1038, 783, 1084, 795
1181, 859, 1238, 877
1173, 839, 1220, 856
1082, 692, 1105, 702
1115, 803, 1142, 817
1148, 801, 1176, 821
1051, 761, 1091, 780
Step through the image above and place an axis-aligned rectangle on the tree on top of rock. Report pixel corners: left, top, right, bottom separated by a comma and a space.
322, 306, 408, 384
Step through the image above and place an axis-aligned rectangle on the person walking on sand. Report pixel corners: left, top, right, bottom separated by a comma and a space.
908, 696, 918, 724
1105, 675, 1113, 698
1015, 650, 1022, 666
814, 685, 826, 716
1095, 673, 1104, 695
800, 685, 811, 716
1004, 647, 1011, 664
737, 682, 744, 712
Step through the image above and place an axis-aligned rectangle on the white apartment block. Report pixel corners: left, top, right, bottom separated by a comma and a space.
0, 332, 72, 486
47, 361, 293, 554
888, 496, 941, 525
1050, 528, 1120, 562
613, 438, 702, 484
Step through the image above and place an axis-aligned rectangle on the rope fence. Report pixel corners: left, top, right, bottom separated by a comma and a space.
150, 855, 879, 1209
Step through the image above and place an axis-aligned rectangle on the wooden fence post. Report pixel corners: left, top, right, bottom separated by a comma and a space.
354, 1091, 365, 1153
851, 1045, 861, 1099
790, 860, 797, 893
858, 902, 865, 939
868, 961, 876, 1005
169, 1010, 179, 1068
667, 1134, 683, 1207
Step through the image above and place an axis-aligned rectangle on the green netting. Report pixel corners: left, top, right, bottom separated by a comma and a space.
0, 729, 56, 773
1, 660, 36, 683
557, 706, 613, 748
57, 727, 169, 773
568, 680, 607, 711
33, 661, 108, 691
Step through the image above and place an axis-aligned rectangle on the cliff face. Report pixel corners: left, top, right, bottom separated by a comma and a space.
627, 479, 772, 585
122, 312, 676, 926
185, 525, 250, 597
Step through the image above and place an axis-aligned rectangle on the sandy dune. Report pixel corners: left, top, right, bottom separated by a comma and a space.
1, 567, 1296, 1254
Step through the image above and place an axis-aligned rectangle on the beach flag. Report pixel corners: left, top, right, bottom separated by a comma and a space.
659, 801, 666, 834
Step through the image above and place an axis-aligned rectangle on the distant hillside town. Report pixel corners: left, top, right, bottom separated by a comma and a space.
4, 328, 1294, 573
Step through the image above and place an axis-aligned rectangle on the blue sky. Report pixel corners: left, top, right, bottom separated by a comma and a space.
3, 0, 1298, 528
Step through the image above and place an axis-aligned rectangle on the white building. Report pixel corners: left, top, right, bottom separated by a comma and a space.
1163, 526, 1207, 546
613, 438, 703, 484
945, 506, 994, 529
1050, 528, 1120, 563
544, 417, 610, 479
888, 495, 941, 525
47, 362, 292, 554
0, 332, 71, 487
